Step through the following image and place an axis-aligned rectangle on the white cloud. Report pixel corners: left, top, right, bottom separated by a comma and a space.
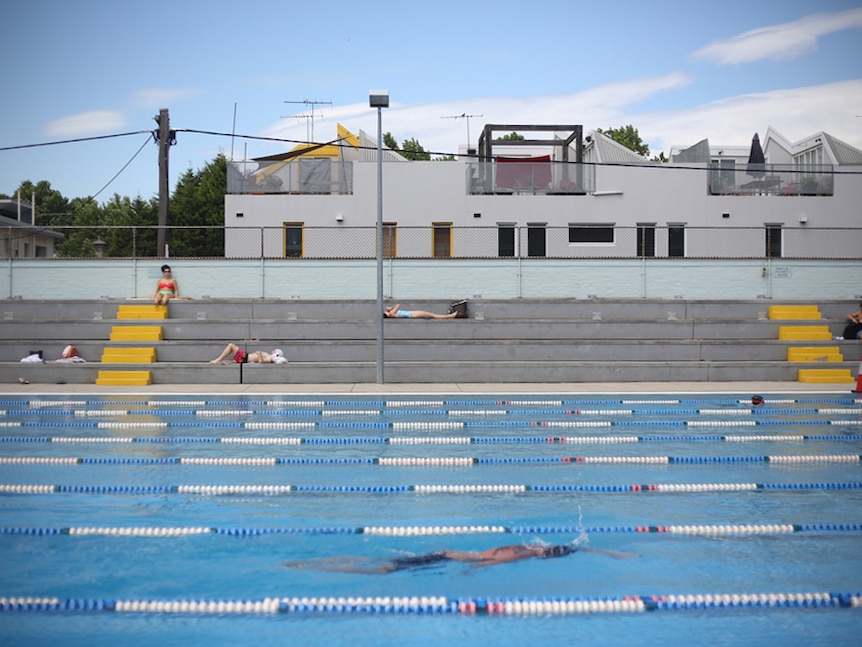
131, 88, 200, 109
636, 80, 862, 153
258, 73, 693, 155
690, 8, 862, 65
253, 76, 862, 161
42, 110, 127, 137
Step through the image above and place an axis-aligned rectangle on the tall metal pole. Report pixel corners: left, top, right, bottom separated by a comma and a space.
376, 104, 384, 384
155, 108, 170, 257
369, 90, 389, 384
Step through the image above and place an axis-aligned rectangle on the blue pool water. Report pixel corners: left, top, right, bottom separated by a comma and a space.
0, 393, 861, 646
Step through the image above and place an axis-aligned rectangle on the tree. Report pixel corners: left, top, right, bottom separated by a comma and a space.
501, 132, 525, 141
168, 154, 227, 257
381, 133, 431, 161
12, 180, 71, 228
597, 125, 650, 157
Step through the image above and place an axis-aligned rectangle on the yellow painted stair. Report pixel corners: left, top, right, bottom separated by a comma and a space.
787, 347, 844, 362
109, 326, 163, 341
797, 369, 855, 383
101, 347, 157, 363
768, 305, 821, 320
777, 325, 832, 341
95, 370, 153, 386
117, 305, 168, 320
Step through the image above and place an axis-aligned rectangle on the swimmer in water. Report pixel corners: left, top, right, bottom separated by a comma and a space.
285, 542, 637, 574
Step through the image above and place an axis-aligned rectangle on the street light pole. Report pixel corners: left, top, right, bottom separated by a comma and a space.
369, 90, 389, 384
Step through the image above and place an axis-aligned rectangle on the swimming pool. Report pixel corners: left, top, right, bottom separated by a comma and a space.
1, 392, 860, 646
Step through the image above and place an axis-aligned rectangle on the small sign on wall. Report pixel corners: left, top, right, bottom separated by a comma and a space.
773, 267, 792, 278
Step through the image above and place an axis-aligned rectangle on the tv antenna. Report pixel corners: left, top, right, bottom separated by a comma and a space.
441, 113, 483, 148
284, 99, 332, 142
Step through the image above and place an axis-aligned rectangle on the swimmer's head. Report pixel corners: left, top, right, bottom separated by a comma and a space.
539, 544, 576, 559
751, 395, 764, 406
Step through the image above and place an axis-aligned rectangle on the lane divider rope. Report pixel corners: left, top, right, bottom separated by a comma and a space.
1, 522, 860, 538
0, 591, 859, 615
1, 481, 860, 496
1, 433, 859, 445
2, 454, 860, 467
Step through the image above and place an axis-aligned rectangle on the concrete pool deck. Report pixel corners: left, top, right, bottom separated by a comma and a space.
1, 381, 857, 395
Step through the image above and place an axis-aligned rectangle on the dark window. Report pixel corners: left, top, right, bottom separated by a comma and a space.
668, 226, 685, 257
498, 226, 515, 257
527, 224, 546, 257
637, 226, 655, 257
569, 226, 614, 244
766, 226, 782, 258
381, 223, 397, 258
284, 223, 303, 258
433, 223, 451, 258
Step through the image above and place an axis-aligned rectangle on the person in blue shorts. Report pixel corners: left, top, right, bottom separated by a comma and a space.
285, 542, 636, 574
384, 303, 458, 319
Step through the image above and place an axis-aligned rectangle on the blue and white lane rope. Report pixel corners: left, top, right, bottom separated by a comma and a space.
2, 406, 860, 420
1, 432, 861, 445
1, 522, 860, 538
2, 454, 860, 467
1, 481, 861, 496
0, 591, 860, 615
0, 418, 859, 431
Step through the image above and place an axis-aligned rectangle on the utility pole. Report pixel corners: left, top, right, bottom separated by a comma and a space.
153, 108, 175, 257
284, 99, 332, 142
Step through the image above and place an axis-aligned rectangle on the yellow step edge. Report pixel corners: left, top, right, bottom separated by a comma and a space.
117, 307, 168, 320
768, 305, 821, 320
109, 326, 163, 341
777, 326, 832, 341
797, 369, 855, 383
787, 347, 844, 362
101, 348, 157, 363
95, 370, 153, 386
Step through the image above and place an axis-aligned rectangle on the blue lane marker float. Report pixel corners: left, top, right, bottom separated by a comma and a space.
0, 591, 859, 615
2, 454, 860, 467
1, 432, 861, 445
1, 522, 860, 538
2, 482, 861, 496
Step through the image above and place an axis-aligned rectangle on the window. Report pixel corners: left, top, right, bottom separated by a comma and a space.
765, 225, 782, 258
527, 223, 546, 257
569, 224, 614, 244
637, 224, 655, 257
432, 222, 452, 258
283, 222, 303, 258
498, 224, 516, 257
382, 222, 397, 258
668, 224, 685, 258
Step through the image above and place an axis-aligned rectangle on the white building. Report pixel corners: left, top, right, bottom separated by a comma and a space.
224, 124, 862, 259
0, 199, 64, 258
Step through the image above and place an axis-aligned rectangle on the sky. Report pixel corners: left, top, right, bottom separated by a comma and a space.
2, 0, 862, 203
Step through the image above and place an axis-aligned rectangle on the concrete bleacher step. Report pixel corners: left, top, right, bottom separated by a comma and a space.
109, 326, 163, 341
797, 368, 855, 383
117, 305, 167, 320
787, 347, 844, 362
768, 305, 821, 320
101, 347, 157, 363
777, 325, 832, 341
95, 370, 153, 386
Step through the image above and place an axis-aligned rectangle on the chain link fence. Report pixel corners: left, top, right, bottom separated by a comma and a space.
2, 225, 861, 260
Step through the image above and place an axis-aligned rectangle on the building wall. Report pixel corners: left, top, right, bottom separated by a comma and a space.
225, 160, 861, 258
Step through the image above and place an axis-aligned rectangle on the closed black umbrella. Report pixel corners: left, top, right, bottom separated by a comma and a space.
747, 133, 765, 178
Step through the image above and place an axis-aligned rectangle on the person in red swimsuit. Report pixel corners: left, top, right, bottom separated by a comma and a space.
153, 265, 179, 305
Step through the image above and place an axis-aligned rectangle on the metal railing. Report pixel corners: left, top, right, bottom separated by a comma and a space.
2, 225, 860, 260
707, 163, 834, 196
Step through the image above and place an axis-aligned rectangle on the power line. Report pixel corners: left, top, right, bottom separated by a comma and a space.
0, 131, 152, 152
